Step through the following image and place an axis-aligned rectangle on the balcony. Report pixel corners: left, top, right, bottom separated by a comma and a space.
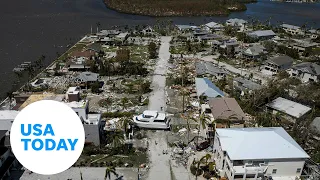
233, 164, 267, 175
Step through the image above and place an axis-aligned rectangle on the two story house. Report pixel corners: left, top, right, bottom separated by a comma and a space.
289, 62, 320, 83
280, 24, 304, 36
208, 97, 246, 128
195, 61, 227, 80
213, 127, 310, 180
262, 55, 293, 75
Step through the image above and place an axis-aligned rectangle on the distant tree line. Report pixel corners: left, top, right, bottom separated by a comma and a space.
105, 0, 257, 17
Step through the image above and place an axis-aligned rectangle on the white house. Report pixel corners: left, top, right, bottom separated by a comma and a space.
213, 127, 310, 180
281, 24, 304, 35
195, 61, 227, 80
266, 97, 311, 123
226, 18, 248, 32
248, 30, 276, 40
16, 93, 102, 146
74, 72, 99, 84
204, 21, 224, 31
289, 62, 320, 83
262, 55, 293, 76
141, 26, 154, 35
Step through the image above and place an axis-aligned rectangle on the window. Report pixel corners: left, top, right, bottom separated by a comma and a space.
272, 169, 277, 174
246, 174, 256, 178
205, 108, 211, 113
233, 160, 244, 166
296, 168, 301, 173
154, 119, 165, 123
234, 175, 243, 178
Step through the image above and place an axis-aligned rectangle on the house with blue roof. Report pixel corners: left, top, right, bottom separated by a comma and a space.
195, 77, 224, 101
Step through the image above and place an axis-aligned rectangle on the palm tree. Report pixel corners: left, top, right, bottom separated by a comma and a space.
192, 154, 212, 180
119, 117, 132, 138
14, 71, 23, 83
104, 98, 113, 112
181, 113, 197, 143
105, 166, 118, 180
179, 88, 189, 113
197, 113, 210, 145
120, 97, 129, 110
109, 130, 125, 148
35, 55, 45, 69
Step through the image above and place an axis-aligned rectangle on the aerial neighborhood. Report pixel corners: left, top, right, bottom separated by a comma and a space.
1, 18, 320, 180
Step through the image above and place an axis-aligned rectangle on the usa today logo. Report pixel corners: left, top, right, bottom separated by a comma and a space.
10, 100, 85, 175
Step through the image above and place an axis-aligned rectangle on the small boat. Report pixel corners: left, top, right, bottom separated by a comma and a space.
133, 110, 171, 130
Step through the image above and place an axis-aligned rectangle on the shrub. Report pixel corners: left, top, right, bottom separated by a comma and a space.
190, 164, 203, 176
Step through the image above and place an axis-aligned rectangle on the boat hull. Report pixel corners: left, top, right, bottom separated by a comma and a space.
133, 117, 171, 130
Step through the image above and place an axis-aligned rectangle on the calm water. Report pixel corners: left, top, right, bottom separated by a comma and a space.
0, 0, 319, 98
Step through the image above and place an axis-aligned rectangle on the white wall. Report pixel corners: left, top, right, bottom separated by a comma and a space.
213, 133, 307, 180
213, 134, 225, 171
264, 160, 305, 177
73, 107, 87, 122
289, 69, 318, 83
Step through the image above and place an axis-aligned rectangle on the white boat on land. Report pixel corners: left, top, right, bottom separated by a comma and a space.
133, 110, 171, 130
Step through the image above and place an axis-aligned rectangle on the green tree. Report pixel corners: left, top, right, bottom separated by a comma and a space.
119, 117, 132, 137
104, 166, 118, 180
116, 49, 130, 69
91, 81, 100, 93
277, 70, 290, 80
190, 153, 213, 180
99, 98, 113, 111
120, 97, 129, 110
182, 113, 197, 144
35, 55, 45, 69
109, 130, 125, 148
89, 60, 99, 73
148, 42, 157, 59
186, 40, 192, 52
197, 114, 210, 145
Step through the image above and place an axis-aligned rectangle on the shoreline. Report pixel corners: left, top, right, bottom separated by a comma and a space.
103, 0, 256, 17
0, 36, 87, 105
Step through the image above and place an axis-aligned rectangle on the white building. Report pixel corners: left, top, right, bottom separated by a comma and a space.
289, 62, 320, 83
204, 21, 224, 31
213, 127, 310, 180
141, 26, 154, 35
281, 24, 304, 35
0, 110, 20, 135
262, 55, 293, 76
226, 18, 248, 32
266, 97, 311, 123
16, 93, 102, 146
